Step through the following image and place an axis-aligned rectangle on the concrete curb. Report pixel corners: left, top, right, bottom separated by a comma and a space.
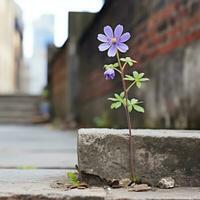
78, 129, 200, 186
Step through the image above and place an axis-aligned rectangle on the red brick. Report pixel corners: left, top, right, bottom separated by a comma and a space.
151, 2, 176, 23
147, 28, 200, 60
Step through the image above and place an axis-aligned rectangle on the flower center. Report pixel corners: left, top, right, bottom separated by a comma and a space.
111, 37, 117, 44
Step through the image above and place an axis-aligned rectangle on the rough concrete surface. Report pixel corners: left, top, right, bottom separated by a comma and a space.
78, 129, 200, 186
0, 169, 200, 200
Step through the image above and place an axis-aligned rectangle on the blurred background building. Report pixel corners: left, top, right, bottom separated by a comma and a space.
0, 0, 24, 94
48, 12, 95, 124
27, 15, 54, 94
0, 0, 200, 128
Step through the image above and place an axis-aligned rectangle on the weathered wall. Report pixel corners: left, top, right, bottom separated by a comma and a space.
48, 44, 69, 120
78, 0, 200, 128
48, 12, 95, 122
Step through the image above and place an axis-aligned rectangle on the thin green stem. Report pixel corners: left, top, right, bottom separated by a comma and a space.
114, 68, 122, 74
122, 62, 127, 71
126, 81, 136, 93
116, 51, 135, 178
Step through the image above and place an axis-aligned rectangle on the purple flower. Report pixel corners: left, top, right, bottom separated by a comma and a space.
97, 24, 131, 57
104, 69, 115, 80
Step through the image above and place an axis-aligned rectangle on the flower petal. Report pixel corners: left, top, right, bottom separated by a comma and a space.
117, 43, 129, 53
119, 32, 131, 42
104, 69, 115, 80
98, 43, 110, 51
107, 45, 117, 57
97, 34, 108, 42
104, 25, 113, 38
114, 24, 123, 38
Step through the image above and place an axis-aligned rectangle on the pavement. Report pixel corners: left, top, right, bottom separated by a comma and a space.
0, 125, 199, 200
0, 125, 77, 169
0, 169, 200, 200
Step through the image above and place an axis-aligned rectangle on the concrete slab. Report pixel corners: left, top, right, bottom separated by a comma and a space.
0, 125, 77, 168
78, 129, 200, 186
0, 170, 200, 200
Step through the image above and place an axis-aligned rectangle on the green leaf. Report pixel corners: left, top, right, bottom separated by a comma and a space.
131, 98, 138, 105
138, 73, 144, 78
104, 64, 112, 70
128, 105, 133, 112
128, 61, 133, 66
140, 78, 150, 81
120, 92, 125, 97
136, 82, 142, 88
113, 63, 119, 68
133, 71, 139, 78
108, 98, 118, 102
133, 105, 144, 113
126, 57, 137, 63
120, 57, 137, 67
120, 58, 126, 62
108, 93, 126, 109
111, 102, 122, 109
104, 63, 119, 70
114, 93, 124, 103
124, 75, 135, 81
67, 172, 79, 185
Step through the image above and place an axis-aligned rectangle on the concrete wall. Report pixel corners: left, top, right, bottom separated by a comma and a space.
78, 0, 200, 128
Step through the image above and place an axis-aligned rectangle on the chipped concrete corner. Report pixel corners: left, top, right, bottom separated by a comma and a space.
78, 129, 200, 186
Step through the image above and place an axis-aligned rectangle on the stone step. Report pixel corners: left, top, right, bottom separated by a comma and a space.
0, 169, 199, 200
78, 129, 200, 187
0, 108, 38, 113
0, 95, 41, 123
0, 117, 33, 124
0, 110, 39, 123
0, 95, 40, 106
0, 95, 40, 101
0, 111, 38, 117
0, 104, 37, 111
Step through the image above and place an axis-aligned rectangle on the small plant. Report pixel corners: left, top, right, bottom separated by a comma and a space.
97, 25, 149, 178
67, 172, 80, 186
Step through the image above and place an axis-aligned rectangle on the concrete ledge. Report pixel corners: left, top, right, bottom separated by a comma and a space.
78, 129, 200, 186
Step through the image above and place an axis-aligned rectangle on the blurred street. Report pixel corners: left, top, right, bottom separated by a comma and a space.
0, 125, 77, 169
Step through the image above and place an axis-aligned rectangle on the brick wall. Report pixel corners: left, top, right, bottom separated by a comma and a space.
48, 43, 69, 120
130, 0, 200, 64
78, 0, 200, 128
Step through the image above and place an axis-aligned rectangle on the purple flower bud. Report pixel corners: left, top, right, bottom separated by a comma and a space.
104, 69, 115, 80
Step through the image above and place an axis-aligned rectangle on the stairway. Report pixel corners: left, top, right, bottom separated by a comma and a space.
0, 95, 41, 124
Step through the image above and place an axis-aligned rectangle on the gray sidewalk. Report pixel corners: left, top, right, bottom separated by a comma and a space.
0, 169, 200, 200
0, 125, 77, 169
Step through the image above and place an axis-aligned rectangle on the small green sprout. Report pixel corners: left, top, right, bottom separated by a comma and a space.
67, 172, 80, 186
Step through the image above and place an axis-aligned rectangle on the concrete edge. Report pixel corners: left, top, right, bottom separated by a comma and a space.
78, 128, 200, 138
